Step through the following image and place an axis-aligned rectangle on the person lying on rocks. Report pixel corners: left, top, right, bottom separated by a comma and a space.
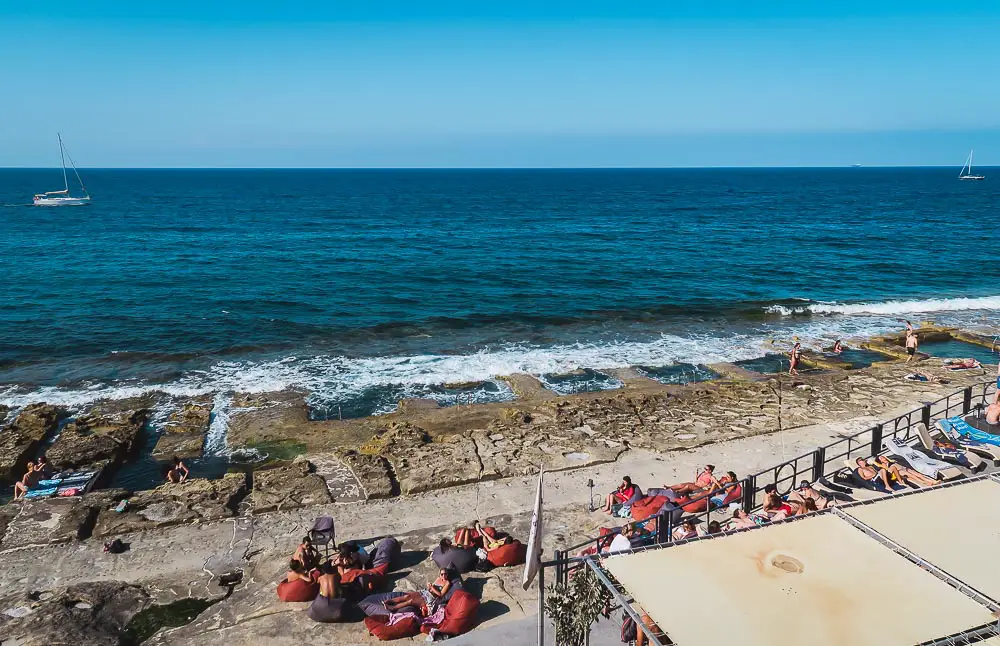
13, 461, 42, 499
294, 536, 321, 570
382, 568, 462, 615
601, 476, 640, 513
872, 455, 938, 488
166, 456, 189, 483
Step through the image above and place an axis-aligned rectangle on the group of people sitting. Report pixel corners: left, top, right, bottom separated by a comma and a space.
12, 456, 52, 499
601, 465, 745, 520
275, 517, 525, 639
436, 520, 528, 572
278, 531, 403, 623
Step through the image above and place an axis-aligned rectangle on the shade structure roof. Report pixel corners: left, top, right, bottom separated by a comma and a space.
600, 477, 1000, 646
845, 478, 1000, 604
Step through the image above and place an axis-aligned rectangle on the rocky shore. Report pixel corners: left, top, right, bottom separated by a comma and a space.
0, 324, 996, 644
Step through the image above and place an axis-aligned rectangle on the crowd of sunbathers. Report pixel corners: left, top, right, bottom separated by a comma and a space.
11, 456, 53, 500
588, 448, 960, 556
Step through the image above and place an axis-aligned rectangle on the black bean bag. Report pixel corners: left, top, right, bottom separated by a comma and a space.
432, 545, 476, 574
359, 591, 415, 617
368, 536, 401, 570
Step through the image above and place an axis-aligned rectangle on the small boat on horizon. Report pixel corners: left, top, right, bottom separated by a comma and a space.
959, 149, 985, 181
33, 134, 91, 206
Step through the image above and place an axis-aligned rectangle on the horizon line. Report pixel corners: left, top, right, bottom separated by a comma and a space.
0, 164, 987, 171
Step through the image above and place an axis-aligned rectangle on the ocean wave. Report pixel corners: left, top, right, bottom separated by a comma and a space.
0, 315, 903, 411
766, 295, 1000, 317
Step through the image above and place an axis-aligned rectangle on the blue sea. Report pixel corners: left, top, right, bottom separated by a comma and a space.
1, 168, 999, 421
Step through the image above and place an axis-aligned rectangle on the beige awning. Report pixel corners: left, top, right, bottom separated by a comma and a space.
603, 513, 995, 646
846, 478, 1000, 603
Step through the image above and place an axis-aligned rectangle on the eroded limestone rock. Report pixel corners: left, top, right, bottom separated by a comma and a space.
338, 450, 396, 499
0, 403, 63, 483
249, 457, 332, 513
93, 474, 246, 537
152, 395, 213, 459
0, 581, 151, 646
46, 397, 152, 471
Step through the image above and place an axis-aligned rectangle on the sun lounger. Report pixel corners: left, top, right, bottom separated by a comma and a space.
914, 423, 985, 471
883, 436, 962, 480
937, 417, 1000, 461
839, 461, 897, 495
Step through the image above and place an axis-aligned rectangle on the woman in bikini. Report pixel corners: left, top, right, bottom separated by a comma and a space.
668, 465, 719, 494
872, 455, 938, 488
763, 493, 794, 520
789, 342, 802, 375
383, 568, 460, 614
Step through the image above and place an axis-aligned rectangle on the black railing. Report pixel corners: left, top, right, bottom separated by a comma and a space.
552, 380, 997, 583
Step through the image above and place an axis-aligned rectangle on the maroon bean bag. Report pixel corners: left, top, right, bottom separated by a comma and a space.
276, 577, 319, 602
630, 495, 668, 522
421, 589, 479, 637
365, 615, 422, 641
486, 540, 527, 567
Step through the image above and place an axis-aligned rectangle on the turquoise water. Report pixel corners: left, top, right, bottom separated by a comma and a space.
0, 168, 998, 417
539, 369, 622, 395
834, 347, 892, 369
921, 340, 1000, 366
637, 364, 719, 384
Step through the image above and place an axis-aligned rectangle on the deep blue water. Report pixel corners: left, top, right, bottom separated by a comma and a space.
1, 168, 998, 418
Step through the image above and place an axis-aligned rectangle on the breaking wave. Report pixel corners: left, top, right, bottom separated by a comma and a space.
765, 295, 1000, 317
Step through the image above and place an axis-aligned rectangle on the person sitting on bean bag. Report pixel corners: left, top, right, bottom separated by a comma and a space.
277, 559, 319, 602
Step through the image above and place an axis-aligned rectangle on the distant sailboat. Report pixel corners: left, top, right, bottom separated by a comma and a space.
959, 149, 985, 181
33, 134, 91, 206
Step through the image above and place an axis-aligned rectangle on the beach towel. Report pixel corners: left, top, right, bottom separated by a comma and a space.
883, 437, 951, 478
22, 487, 58, 499
939, 417, 1000, 447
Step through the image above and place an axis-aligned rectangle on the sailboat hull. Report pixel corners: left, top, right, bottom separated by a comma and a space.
959, 175, 986, 181
33, 196, 91, 206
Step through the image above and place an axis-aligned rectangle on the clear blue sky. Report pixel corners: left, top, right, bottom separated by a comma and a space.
3, 1, 999, 167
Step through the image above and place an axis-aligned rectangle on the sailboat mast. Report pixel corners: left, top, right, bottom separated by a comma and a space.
58, 133, 69, 192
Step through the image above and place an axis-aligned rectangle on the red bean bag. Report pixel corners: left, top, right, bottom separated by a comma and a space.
365, 615, 422, 641
630, 495, 667, 522
421, 590, 479, 637
680, 495, 708, 513
721, 484, 742, 506
486, 540, 527, 567
276, 577, 319, 602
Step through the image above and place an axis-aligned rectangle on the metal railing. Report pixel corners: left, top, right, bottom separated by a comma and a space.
550, 380, 997, 587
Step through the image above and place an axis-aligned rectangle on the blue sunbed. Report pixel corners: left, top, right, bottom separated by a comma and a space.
939, 416, 1000, 447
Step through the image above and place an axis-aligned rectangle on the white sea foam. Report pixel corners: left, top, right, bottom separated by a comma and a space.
768, 295, 1000, 317
0, 314, 907, 412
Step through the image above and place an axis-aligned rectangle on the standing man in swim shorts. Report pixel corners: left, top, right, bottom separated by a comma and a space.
905, 321, 918, 362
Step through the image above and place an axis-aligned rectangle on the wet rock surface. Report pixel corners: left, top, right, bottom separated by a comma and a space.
93, 474, 246, 538
46, 396, 152, 472
152, 395, 213, 459
0, 581, 152, 646
249, 457, 332, 513
226, 391, 311, 449
0, 403, 63, 483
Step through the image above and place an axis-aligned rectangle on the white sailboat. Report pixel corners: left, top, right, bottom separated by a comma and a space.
33, 134, 91, 206
959, 149, 985, 181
